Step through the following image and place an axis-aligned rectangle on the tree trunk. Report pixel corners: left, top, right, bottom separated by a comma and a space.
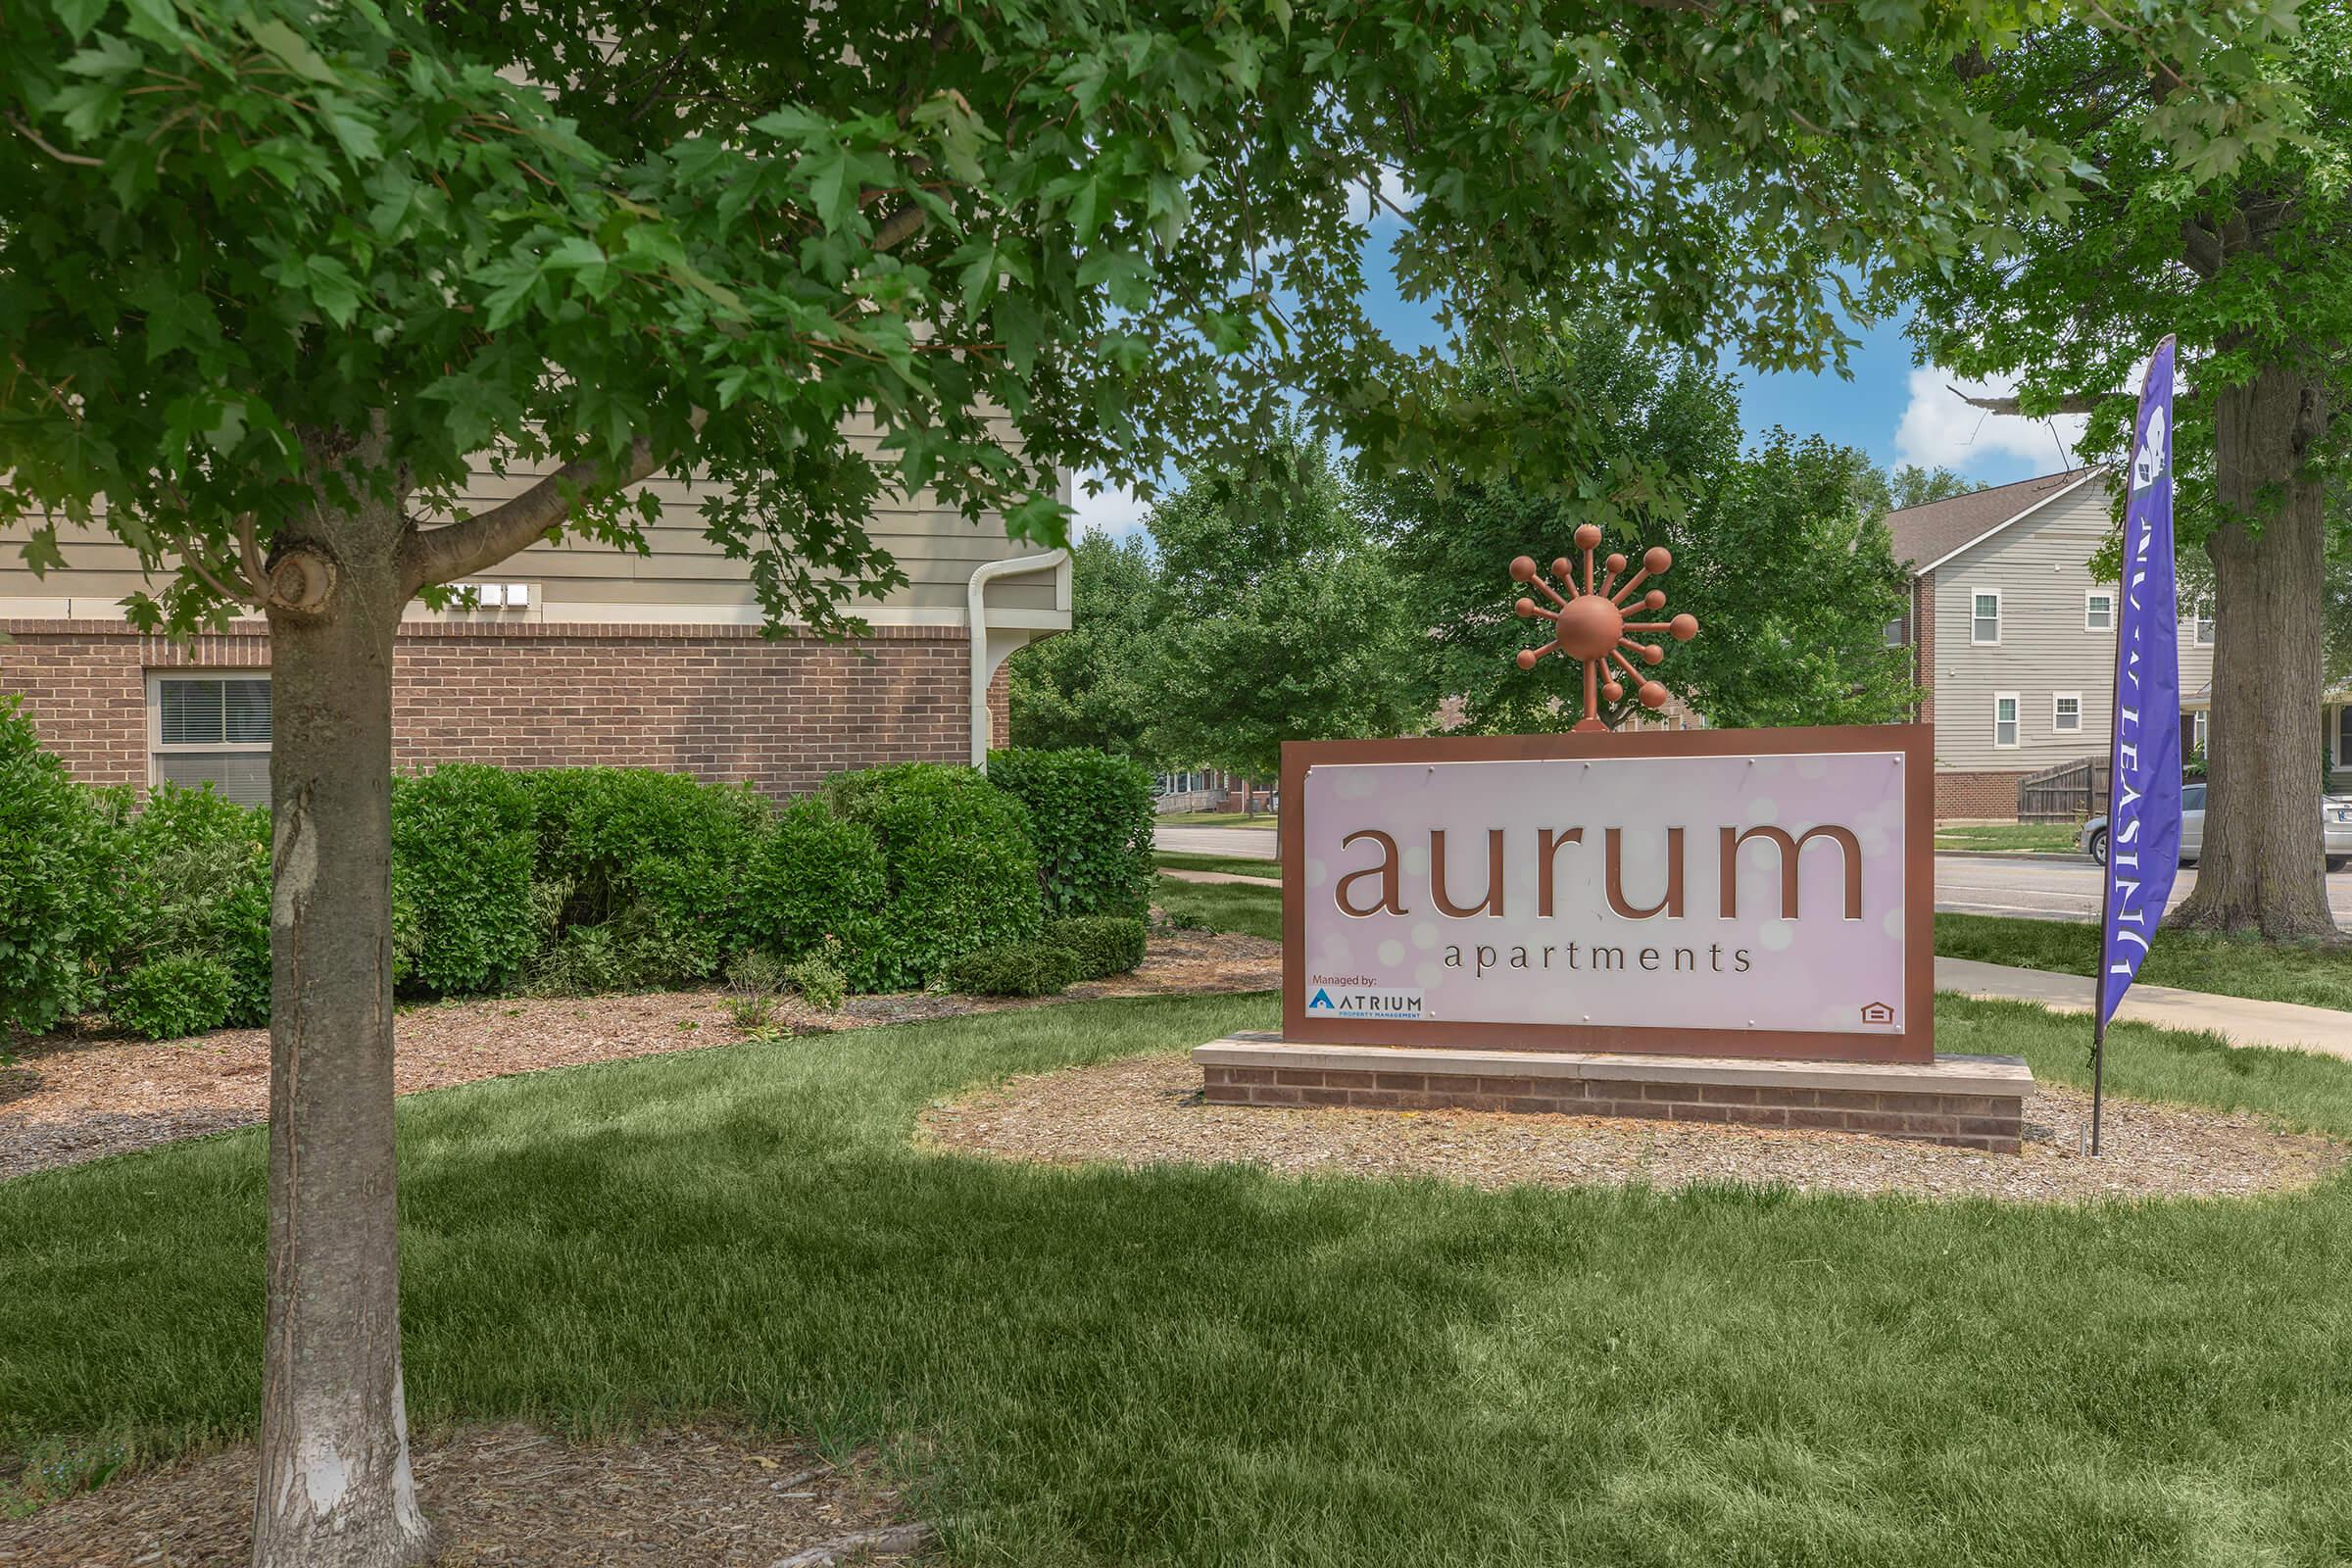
252, 442, 431, 1567
2173, 364, 2337, 939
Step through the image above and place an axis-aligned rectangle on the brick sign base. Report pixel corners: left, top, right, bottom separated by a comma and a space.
1195, 1034, 2032, 1153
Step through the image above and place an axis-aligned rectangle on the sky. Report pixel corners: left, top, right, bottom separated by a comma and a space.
1071, 224, 2092, 539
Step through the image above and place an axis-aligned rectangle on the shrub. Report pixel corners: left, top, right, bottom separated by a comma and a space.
113, 784, 273, 1031
526, 768, 768, 983
0, 698, 127, 1036
107, 955, 236, 1042
987, 748, 1156, 918
944, 942, 1078, 998
741, 798, 886, 960
781, 933, 849, 1011
824, 763, 1042, 990
1044, 915, 1147, 981
389, 765, 538, 996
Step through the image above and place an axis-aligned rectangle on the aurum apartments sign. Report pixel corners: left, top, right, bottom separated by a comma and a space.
1281, 725, 1934, 1064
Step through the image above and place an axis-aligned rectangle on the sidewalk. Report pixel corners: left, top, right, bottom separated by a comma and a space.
1936, 956, 2352, 1062
1160, 867, 1279, 888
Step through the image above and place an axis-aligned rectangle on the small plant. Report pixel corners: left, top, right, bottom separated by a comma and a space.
1042, 916, 1147, 980
723, 949, 785, 1028
945, 942, 1080, 998
1160, 908, 1209, 932
782, 934, 850, 1012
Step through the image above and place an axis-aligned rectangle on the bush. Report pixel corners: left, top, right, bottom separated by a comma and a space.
525, 768, 769, 985
112, 784, 272, 1031
944, 942, 1078, 997
0, 698, 126, 1036
988, 748, 1156, 918
824, 764, 1042, 990
107, 955, 236, 1042
1044, 915, 1147, 981
741, 798, 886, 961
390, 764, 539, 996
781, 933, 850, 1011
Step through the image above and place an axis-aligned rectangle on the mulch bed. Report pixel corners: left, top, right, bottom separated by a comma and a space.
919, 1054, 2352, 1204
0, 1423, 924, 1567
0, 929, 1281, 1182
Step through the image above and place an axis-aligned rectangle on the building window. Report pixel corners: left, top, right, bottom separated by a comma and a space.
2185, 710, 2208, 756
1994, 692, 2019, 749
2336, 707, 2352, 770
2085, 591, 2114, 631
1971, 590, 2001, 645
2053, 693, 2082, 733
2193, 603, 2216, 646
149, 672, 270, 806
1883, 617, 1905, 648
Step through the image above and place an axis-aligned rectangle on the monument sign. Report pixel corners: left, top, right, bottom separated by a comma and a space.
1281, 725, 1933, 1064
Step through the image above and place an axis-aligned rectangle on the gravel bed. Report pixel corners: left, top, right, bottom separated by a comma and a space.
920, 1054, 2351, 1203
0, 930, 1280, 1182
0, 1423, 921, 1567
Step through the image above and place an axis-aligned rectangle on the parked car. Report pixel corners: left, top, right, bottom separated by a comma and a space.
2081, 782, 2352, 869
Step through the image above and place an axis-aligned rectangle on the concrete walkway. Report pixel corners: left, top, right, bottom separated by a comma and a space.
1159, 866, 1280, 888
1936, 956, 2352, 1062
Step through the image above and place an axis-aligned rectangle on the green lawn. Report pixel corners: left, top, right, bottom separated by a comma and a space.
1154, 851, 1282, 879
1152, 874, 1282, 940
1155, 810, 1279, 827
1936, 912, 2352, 1011
1935, 822, 2085, 855
6, 993, 2352, 1565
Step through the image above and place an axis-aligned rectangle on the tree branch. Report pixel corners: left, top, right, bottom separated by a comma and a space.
6, 113, 102, 168
1949, 384, 2109, 416
872, 204, 929, 252
398, 416, 702, 593
2180, 217, 2224, 279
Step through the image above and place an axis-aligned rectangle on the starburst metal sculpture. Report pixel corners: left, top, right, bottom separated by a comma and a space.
1511, 524, 1698, 732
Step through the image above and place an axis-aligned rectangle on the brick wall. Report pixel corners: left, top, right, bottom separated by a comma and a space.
1200, 1063, 2023, 1152
986, 663, 1012, 757
0, 618, 979, 798
1936, 769, 2028, 822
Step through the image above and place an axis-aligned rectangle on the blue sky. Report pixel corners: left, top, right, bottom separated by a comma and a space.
1074, 220, 2089, 537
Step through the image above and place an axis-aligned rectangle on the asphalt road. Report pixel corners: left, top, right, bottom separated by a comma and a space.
1154, 825, 2352, 924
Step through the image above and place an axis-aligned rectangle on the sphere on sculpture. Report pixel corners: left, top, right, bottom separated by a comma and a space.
1506, 528, 1697, 732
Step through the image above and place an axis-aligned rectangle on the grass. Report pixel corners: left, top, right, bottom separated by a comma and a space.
1151, 875, 1281, 940
1154, 810, 1278, 827
1154, 851, 1281, 879
1935, 822, 2085, 855
6, 992, 2352, 1566
1936, 911, 2352, 1011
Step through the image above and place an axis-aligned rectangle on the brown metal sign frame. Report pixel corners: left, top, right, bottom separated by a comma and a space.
1279, 724, 1936, 1064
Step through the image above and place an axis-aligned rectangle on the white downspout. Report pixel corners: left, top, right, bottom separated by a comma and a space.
967, 549, 1068, 769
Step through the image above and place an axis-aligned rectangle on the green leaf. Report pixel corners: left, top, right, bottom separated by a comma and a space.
52, 0, 109, 43
240, 15, 341, 84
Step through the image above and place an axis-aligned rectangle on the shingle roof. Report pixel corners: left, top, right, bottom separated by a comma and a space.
1884, 466, 2104, 574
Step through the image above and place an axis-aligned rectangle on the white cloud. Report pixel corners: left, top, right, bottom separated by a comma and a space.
1893, 368, 2087, 475
1070, 469, 1151, 538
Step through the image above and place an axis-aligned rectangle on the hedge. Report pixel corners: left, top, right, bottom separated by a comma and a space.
0, 698, 125, 1035
826, 762, 1043, 990
2, 727, 1143, 1041
390, 765, 539, 996
987, 748, 1156, 918
741, 798, 887, 960
945, 942, 1078, 997
1042, 915, 1147, 981
112, 784, 272, 1032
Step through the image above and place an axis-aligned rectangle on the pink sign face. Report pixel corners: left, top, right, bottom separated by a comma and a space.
1284, 729, 1932, 1063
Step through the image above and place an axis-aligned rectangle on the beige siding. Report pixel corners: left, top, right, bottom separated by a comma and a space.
0, 419, 1067, 628
1926, 475, 2215, 774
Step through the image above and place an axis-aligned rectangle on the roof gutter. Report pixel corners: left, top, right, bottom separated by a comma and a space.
967, 549, 1068, 769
